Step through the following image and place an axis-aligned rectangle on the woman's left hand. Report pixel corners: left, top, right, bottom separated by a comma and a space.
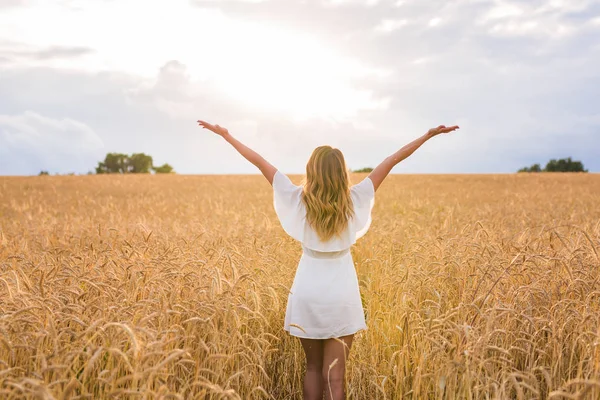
197, 120, 230, 137
427, 125, 459, 137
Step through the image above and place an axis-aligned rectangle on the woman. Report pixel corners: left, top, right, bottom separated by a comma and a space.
197, 120, 459, 400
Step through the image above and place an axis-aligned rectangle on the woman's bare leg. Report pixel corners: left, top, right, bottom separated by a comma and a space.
322, 334, 354, 400
300, 338, 325, 400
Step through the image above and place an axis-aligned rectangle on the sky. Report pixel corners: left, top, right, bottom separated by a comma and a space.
0, 0, 599, 175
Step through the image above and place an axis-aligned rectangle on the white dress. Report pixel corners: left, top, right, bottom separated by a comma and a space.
272, 170, 375, 339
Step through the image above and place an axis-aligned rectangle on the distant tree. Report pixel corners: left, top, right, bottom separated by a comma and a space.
544, 157, 587, 172
95, 152, 158, 174
128, 153, 153, 173
518, 158, 587, 173
153, 163, 174, 174
39, 170, 49, 176
352, 167, 373, 173
96, 153, 128, 174
518, 163, 541, 173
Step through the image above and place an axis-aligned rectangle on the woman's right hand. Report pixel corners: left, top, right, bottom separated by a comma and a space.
197, 120, 230, 137
427, 125, 459, 137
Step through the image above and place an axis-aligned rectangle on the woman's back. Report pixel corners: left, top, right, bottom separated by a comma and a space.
276, 168, 372, 339
272, 170, 375, 252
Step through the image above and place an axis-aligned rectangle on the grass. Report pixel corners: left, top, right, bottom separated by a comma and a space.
0, 173, 599, 399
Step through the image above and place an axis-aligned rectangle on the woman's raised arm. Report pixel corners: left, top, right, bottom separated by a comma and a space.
198, 120, 277, 185
368, 125, 459, 192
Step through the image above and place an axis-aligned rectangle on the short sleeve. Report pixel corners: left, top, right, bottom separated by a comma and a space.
350, 177, 375, 240
272, 170, 305, 241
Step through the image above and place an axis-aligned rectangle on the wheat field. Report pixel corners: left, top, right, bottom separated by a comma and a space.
0, 173, 599, 399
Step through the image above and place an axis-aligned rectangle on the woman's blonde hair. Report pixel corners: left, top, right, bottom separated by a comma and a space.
301, 145, 355, 242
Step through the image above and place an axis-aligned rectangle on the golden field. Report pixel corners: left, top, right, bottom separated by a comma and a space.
1, 173, 599, 399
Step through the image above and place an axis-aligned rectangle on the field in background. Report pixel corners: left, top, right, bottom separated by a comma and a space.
1, 174, 599, 399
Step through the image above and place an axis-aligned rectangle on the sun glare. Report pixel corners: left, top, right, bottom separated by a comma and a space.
184, 16, 390, 121
0, 0, 389, 121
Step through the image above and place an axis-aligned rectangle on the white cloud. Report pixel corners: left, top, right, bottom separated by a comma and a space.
0, 111, 104, 174
487, 18, 575, 38
375, 19, 408, 33
126, 61, 197, 120
428, 17, 442, 27
476, 0, 587, 38
411, 57, 432, 64
0, 0, 24, 9
537, 0, 592, 13
481, 2, 523, 21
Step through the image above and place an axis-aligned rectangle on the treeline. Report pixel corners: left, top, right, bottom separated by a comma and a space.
95, 153, 174, 174
38, 171, 76, 176
518, 157, 587, 173
38, 153, 175, 176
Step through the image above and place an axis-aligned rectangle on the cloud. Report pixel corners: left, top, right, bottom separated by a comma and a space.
0, 42, 93, 66
0, 0, 25, 9
0, 0, 599, 174
428, 17, 442, 27
374, 18, 408, 33
31, 45, 93, 60
0, 111, 104, 175
126, 61, 197, 120
475, 0, 599, 38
